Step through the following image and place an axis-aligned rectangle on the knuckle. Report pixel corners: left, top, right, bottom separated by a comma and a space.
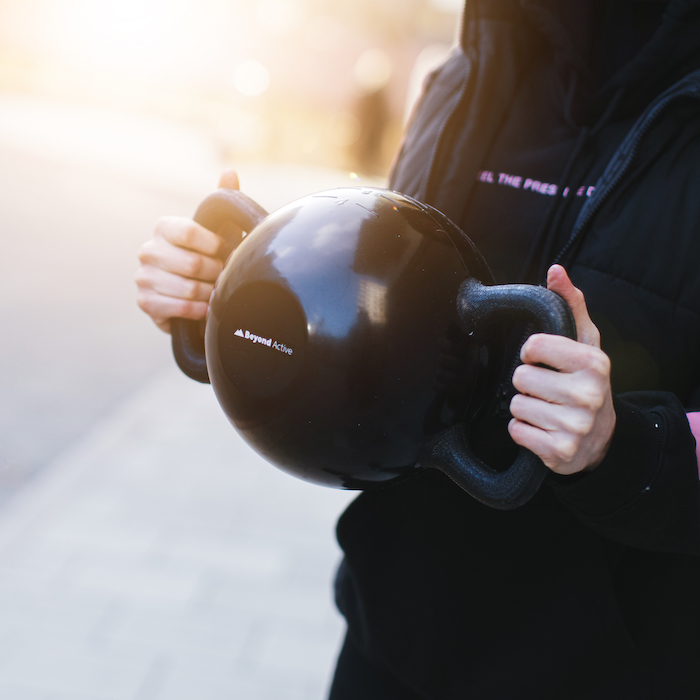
594, 352, 611, 376
137, 239, 156, 264
582, 346, 610, 375
509, 393, 526, 415
136, 290, 156, 315
575, 382, 604, 411
511, 365, 526, 389
572, 414, 594, 436
136, 291, 148, 312
182, 253, 203, 279
153, 216, 168, 235
134, 265, 154, 288
171, 227, 190, 249
134, 267, 147, 287
556, 437, 578, 462
508, 418, 529, 443
582, 396, 604, 414
183, 278, 201, 300
588, 391, 605, 412
173, 299, 190, 317
176, 299, 207, 320
154, 216, 177, 240
165, 218, 197, 248
529, 334, 546, 352
521, 334, 544, 362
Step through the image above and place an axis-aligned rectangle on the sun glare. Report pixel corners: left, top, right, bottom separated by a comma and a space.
51, 0, 191, 78
233, 59, 271, 97
255, 0, 304, 35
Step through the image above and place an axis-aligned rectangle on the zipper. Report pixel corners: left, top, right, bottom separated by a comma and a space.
553, 87, 700, 266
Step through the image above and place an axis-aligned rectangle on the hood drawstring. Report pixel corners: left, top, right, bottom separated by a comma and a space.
517, 124, 588, 283
518, 82, 627, 284
548, 83, 629, 274
562, 70, 581, 129
590, 83, 627, 137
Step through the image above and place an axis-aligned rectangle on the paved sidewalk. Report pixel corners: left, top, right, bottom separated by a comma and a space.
0, 94, 387, 699
0, 365, 355, 700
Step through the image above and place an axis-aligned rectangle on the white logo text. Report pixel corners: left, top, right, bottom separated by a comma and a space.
235, 329, 293, 355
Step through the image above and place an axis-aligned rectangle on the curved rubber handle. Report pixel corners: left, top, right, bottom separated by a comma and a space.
171, 189, 269, 383
422, 279, 577, 510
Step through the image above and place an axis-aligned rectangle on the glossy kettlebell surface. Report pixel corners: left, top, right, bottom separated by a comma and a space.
204, 188, 498, 488
172, 185, 576, 509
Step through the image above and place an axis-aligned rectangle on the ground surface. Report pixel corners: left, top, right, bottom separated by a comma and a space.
0, 95, 362, 699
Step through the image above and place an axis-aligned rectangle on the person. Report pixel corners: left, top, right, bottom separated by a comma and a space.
136, 0, 700, 696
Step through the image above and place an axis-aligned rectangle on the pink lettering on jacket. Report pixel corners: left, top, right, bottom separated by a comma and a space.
476, 171, 593, 198
523, 178, 555, 194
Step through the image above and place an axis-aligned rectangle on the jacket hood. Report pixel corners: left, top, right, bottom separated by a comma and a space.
601, 0, 700, 113
459, 0, 700, 123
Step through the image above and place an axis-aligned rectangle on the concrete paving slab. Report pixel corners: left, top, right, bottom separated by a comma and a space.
0, 366, 355, 699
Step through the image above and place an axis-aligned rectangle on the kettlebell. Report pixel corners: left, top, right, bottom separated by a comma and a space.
171, 187, 575, 510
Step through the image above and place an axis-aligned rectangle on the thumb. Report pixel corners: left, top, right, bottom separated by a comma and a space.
218, 168, 240, 190
546, 264, 600, 347
215, 168, 242, 259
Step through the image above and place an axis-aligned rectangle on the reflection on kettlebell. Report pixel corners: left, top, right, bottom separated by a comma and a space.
171, 187, 575, 510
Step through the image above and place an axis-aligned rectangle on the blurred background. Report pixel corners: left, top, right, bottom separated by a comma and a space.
0, 0, 461, 175
0, 1, 462, 698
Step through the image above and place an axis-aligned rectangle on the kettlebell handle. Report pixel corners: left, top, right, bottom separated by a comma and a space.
421, 279, 577, 510
171, 189, 269, 383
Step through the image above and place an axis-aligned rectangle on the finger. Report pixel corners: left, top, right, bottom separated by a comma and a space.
512, 362, 607, 410
510, 393, 594, 435
546, 264, 600, 347
512, 363, 576, 405
507, 418, 561, 465
136, 265, 215, 303
154, 216, 223, 257
218, 168, 240, 190
136, 287, 210, 329
508, 418, 584, 473
214, 171, 245, 256
520, 333, 611, 375
139, 237, 223, 282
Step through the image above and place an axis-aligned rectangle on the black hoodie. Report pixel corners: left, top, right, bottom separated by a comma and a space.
335, 1, 700, 697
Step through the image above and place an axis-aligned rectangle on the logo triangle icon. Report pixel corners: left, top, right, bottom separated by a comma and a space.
234, 329, 245, 338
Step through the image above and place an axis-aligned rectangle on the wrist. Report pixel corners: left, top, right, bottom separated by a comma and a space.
548, 395, 663, 517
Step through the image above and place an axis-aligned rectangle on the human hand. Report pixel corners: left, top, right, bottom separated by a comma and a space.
136, 169, 241, 333
507, 265, 616, 475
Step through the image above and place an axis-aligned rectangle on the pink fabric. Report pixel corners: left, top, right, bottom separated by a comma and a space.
687, 413, 700, 475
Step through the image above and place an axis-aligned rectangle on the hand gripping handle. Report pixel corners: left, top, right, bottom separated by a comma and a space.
421, 279, 577, 510
171, 188, 269, 383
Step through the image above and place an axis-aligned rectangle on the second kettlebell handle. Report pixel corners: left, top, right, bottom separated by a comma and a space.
456, 278, 577, 340
420, 279, 577, 510
171, 188, 270, 384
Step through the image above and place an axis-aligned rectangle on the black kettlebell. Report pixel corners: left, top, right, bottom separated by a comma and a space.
171, 187, 575, 510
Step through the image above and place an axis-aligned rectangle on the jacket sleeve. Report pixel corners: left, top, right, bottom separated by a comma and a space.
548, 390, 700, 555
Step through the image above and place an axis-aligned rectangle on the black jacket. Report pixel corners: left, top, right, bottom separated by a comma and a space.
335, 1, 700, 697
